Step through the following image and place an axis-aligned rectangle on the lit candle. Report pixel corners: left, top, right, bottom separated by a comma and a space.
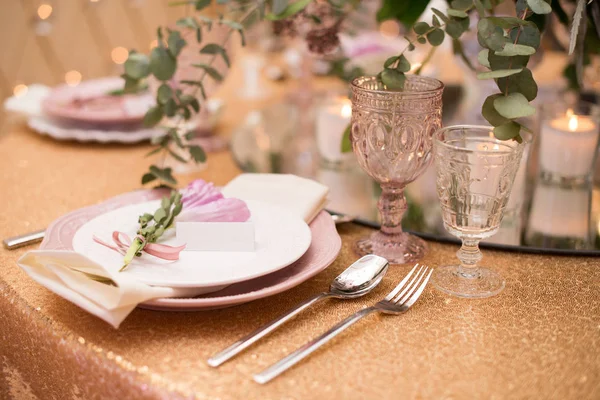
315, 98, 354, 163
539, 109, 600, 179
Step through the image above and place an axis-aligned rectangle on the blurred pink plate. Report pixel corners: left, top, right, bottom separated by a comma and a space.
42, 77, 155, 124
40, 189, 341, 311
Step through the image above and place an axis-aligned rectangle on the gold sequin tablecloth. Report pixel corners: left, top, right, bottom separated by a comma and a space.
1, 99, 600, 399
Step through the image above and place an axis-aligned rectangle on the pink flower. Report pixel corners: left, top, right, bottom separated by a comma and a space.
179, 179, 251, 222
181, 180, 224, 208
178, 198, 251, 222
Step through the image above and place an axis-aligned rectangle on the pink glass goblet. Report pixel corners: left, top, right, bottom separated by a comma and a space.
350, 75, 444, 264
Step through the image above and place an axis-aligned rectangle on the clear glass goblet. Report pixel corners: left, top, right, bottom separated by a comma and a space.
432, 125, 525, 298
350, 75, 444, 264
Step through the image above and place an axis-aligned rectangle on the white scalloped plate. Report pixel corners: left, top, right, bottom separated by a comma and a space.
27, 116, 161, 144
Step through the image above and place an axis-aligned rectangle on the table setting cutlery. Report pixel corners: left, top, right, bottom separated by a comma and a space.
3, 229, 45, 250
254, 263, 433, 384
208, 254, 389, 367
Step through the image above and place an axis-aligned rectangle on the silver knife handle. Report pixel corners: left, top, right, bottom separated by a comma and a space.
254, 306, 376, 384
3, 229, 45, 250
208, 292, 330, 367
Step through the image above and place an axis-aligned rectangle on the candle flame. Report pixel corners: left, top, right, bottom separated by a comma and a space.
568, 115, 579, 131
341, 104, 352, 118
566, 108, 574, 118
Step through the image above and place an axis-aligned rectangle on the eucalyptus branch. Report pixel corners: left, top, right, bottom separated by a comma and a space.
152, 4, 258, 182
122, 0, 260, 187
503, 6, 529, 96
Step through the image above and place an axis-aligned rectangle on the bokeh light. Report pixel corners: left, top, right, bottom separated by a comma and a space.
379, 20, 400, 38
65, 70, 82, 86
37, 4, 53, 20
111, 46, 129, 64
13, 84, 28, 97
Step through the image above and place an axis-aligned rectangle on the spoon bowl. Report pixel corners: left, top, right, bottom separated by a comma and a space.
330, 255, 389, 298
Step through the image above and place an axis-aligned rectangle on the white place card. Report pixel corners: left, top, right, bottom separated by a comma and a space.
176, 222, 256, 252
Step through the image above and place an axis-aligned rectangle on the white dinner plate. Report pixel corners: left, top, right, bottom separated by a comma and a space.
72, 200, 312, 288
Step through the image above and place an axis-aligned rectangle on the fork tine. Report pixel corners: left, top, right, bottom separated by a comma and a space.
391, 265, 425, 304
394, 266, 428, 304
401, 268, 433, 308
384, 263, 419, 301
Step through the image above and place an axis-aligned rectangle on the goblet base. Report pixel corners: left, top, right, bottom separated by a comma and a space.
354, 231, 426, 264
432, 265, 505, 298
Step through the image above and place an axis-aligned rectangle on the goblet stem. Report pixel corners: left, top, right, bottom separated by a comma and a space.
457, 239, 483, 279
378, 185, 407, 236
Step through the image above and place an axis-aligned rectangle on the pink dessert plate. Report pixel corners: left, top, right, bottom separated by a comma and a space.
39, 189, 342, 311
42, 76, 155, 125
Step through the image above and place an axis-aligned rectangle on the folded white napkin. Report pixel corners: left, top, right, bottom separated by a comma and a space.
18, 251, 206, 328
3, 84, 50, 117
222, 174, 329, 223
17, 174, 330, 328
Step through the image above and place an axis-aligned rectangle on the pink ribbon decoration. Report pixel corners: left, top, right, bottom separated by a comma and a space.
93, 231, 186, 261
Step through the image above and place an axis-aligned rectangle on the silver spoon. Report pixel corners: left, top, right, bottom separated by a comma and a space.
207, 254, 389, 367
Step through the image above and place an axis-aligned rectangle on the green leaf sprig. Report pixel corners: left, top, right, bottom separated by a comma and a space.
377, 4, 472, 90
122, 0, 255, 188
120, 190, 183, 271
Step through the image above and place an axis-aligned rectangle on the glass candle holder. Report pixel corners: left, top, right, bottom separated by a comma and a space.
350, 75, 444, 264
524, 181, 593, 249
315, 95, 355, 166
537, 101, 600, 187
432, 125, 525, 298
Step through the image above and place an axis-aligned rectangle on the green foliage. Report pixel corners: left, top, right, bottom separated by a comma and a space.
495, 43, 536, 56
193, 63, 224, 81
493, 92, 536, 118
200, 43, 230, 67
150, 48, 175, 81
427, 29, 445, 46
526, 0, 552, 15
477, 68, 523, 79
189, 145, 207, 163
341, 124, 352, 153
124, 52, 150, 79
373, 0, 549, 142
376, 0, 429, 28
482, 94, 510, 126
477, 49, 490, 68
381, 69, 406, 90
266, 0, 313, 20
496, 68, 538, 101
494, 121, 522, 140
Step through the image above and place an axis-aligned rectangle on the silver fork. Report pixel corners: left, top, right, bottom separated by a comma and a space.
253, 264, 433, 384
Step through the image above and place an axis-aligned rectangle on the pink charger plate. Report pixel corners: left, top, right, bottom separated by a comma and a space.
42, 76, 155, 125
40, 189, 342, 311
